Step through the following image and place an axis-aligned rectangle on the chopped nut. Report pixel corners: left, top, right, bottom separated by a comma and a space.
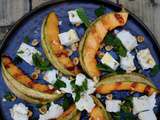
71, 43, 78, 51
106, 94, 113, 100
55, 90, 62, 94
34, 67, 41, 74
48, 85, 54, 90
58, 72, 63, 77
93, 76, 99, 83
75, 23, 81, 27
136, 36, 144, 43
31, 72, 39, 80
105, 45, 113, 51
39, 105, 48, 114
31, 39, 39, 46
73, 57, 79, 65
28, 110, 33, 117
11, 96, 16, 101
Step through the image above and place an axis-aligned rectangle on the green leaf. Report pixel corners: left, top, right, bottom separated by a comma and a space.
105, 33, 127, 57
32, 53, 52, 71
120, 96, 133, 112
4, 92, 14, 101
75, 92, 81, 102
96, 64, 115, 73
76, 8, 90, 27
17, 50, 24, 54
95, 6, 105, 17
150, 64, 160, 76
61, 96, 70, 110
13, 56, 23, 65
24, 36, 30, 44
54, 78, 66, 89
82, 79, 88, 91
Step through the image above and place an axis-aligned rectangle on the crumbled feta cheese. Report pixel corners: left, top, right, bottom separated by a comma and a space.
60, 77, 73, 93
101, 52, 119, 70
86, 79, 95, 94
39, 102, 63, 120
10, 103, 29, 120
133, 93, 156, 114
138, 110, 157, 120
58, 29, 80, 46
59, 21, 62, 25
120, 52, 136, 72
75, 94, 95, 113
2, 98, 6, 102
105, 100, 121, 112
116, 30, 138, 51
43, 69, 58, 84
75, 73, 86, 86
137, 48, 156, 70
68, 10, 83, 25
17, 43, 41, 65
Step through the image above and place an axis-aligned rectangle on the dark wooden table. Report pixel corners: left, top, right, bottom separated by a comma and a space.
0, 0, 160, 45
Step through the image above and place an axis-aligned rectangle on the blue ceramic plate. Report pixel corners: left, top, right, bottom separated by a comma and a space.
0, 0, 160, 119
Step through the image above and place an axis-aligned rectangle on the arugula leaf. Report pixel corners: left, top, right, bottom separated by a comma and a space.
4, 92, 15, 101
13, 56, 23, 65
96, 64, 114, 73
75, 91, 81, 102
95, 6, 105, 17
150, 64, 160, 76
76, 8, 90, 27
105, 33, 127, 57
32, 53, 52, 71
24, 36, 30, 44
54, 78, 66, 89
120, 96, 133, 112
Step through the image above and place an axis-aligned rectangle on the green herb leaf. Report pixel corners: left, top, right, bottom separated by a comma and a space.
61, 96, 70, 110
75, 92, 81, 102
95, 6, 105, 17
105, 33, 127, 57
54, 78, 66, 89
13, 56, 23, 65
32, 53, 52, 71
150, 64, 160, 76
82, 79, 88, 91
96, 64, 115, 73
4, 92, 15, 101
24, 36, 30, 44
120, 96, 133, 112
76, 8, 90, 27
113, 112, 136, 120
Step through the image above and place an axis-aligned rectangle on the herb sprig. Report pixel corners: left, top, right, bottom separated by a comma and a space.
95, 6, 105, 17
150, 64, 160, 76
105, 33, 127, 57
53, 76, 66, 89
76, 8, 90, 27
32, 53, 52, 71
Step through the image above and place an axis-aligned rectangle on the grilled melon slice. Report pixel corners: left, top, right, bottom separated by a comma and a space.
96, 73, 159, 95
79, 11, 128, 80
2, 71, 48, 104
1, 56, 63, 101
41, 12, 80, 76
90, 96, 112, 120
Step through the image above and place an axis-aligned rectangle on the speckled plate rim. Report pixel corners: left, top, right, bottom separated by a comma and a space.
0, 0, 160, 119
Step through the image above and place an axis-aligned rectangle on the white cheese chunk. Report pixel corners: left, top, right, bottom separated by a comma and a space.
39, 102, 63, 120
120, 52, 136, 72
101, 52, 119, 70
117, 30, 138, 51
137, 48, 156, 70
17, 43, 41, 65
75, 94, 95, 113
105, 100, 121, 112
58, 29, 80, 46
43, 69, 58, 84
60, 76, 73, 93
86, 79, 95, 94
133, 93, 156, 114
138, 110, 157, 120
68, 10, 83, 25
75, 73, 86, 86
10, 103, 29, 120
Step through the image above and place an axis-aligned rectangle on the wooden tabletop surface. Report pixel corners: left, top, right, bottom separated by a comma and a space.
0, 0, 160, 45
